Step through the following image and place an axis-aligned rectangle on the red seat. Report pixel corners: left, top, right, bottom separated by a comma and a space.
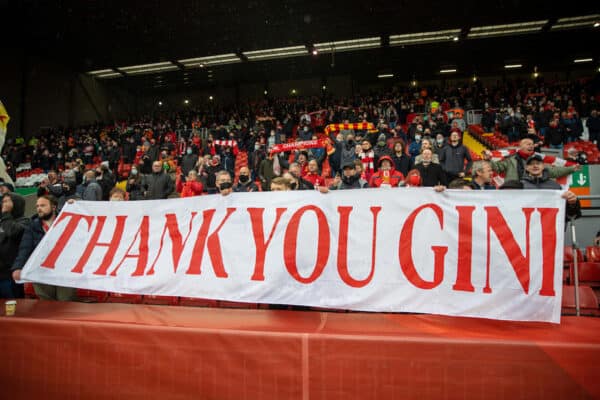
179, 297, 218, 308
105, 292, 143, 304
570, 262, 600, 289
561, 285, 600, 316
586, 246, 600, 263
76, 289, 108, 303
142, 295, 179, 306
564, 246, 584, 266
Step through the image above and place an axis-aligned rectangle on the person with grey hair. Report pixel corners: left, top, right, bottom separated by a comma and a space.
414, 137, 439, 165
141, 161, 174, 199
214, 170, 233, 196
470, 160, 495, 190
79, 170, 103, 201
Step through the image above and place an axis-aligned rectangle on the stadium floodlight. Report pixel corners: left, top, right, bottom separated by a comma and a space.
440, 69, 457, 73
377, 74, 394, 79
119, 62, 179, 75
468, 20, 547, 38
504, 64, 523, 69
95, 72, 123, 79
389, 29, 461, 46
178, 53, 241, 67
552, 15, 600, 30
573, 58, 593, 63
87, 69, 114, 75
314, 37, 381, 53
243, 45, 308, 61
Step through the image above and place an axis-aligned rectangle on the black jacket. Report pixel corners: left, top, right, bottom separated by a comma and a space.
415, 162, 447, 187
0, 194, 29, 278
12, 215, 47, 271
391, 153, 413, 177
141, 171, 174, 199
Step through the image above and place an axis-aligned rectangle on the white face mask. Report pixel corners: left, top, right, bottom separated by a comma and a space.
303, 126, 308, 132
414, 135, 421, 142
187, 149, 192, 154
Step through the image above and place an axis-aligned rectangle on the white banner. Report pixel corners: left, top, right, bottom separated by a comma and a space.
22, 189, 566, 322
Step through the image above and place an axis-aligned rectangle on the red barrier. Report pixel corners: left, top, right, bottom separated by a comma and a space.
1, 300, 599, 399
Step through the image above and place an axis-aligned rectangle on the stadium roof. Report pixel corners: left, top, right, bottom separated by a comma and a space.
7, 0, 600, 93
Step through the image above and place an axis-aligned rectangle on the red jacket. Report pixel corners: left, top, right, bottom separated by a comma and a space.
369, 156, 405, 187
303, 172, 326, 187
176, 179, 204, 197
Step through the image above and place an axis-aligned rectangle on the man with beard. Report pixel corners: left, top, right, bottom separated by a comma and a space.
12, 195, 77, 301
329, 162, 369, 190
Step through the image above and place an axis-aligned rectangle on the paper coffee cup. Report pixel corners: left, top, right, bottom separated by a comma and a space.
5, 300, 16, 316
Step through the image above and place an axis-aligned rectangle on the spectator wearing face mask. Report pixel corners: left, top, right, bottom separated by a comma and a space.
215, 170, 233, 196
126, 166, 144, 200
408, 133, 422, 160
234, 166, 259, 193
181, 147, 198, 176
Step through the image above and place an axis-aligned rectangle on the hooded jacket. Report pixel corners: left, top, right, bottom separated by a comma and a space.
369, 156, 405, 188
0, 193, 30, 279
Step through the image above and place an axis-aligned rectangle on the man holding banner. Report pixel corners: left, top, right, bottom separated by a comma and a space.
12, 195, 77, 301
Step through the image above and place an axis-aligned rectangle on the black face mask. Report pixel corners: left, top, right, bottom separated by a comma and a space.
218, 182, 233, 191
290, 182, 298, 190
238, 175, 250, 183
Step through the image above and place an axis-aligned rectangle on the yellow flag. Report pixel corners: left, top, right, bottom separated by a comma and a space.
0, 100, 8, 132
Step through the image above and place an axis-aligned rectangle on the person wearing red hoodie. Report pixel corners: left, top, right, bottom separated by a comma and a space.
369, 156, 405, 188
176, 170, 204, 197
303, 159, 326, 187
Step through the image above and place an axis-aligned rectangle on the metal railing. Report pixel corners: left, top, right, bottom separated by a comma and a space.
569, 194, 600, 316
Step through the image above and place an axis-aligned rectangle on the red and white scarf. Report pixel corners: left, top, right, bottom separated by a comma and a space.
359, 150, 375, 179
270, 139, 326, 155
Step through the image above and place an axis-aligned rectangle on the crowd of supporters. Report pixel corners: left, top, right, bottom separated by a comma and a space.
1, 77, 599, 300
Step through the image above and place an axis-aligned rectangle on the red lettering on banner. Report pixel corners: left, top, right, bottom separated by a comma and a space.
284, 205, 330, 284
248, 207, 287, 281
538, 208, 559, 296
399, 204, 448, 289
484, 207, 534, 294
453, 206, 476, 292
337, 206, 381, 288
108, 216, 150, 276
147, 212, 198, 275
71, 216, 127, 274
187, 208, 236, 277
40, 212, 94, 269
